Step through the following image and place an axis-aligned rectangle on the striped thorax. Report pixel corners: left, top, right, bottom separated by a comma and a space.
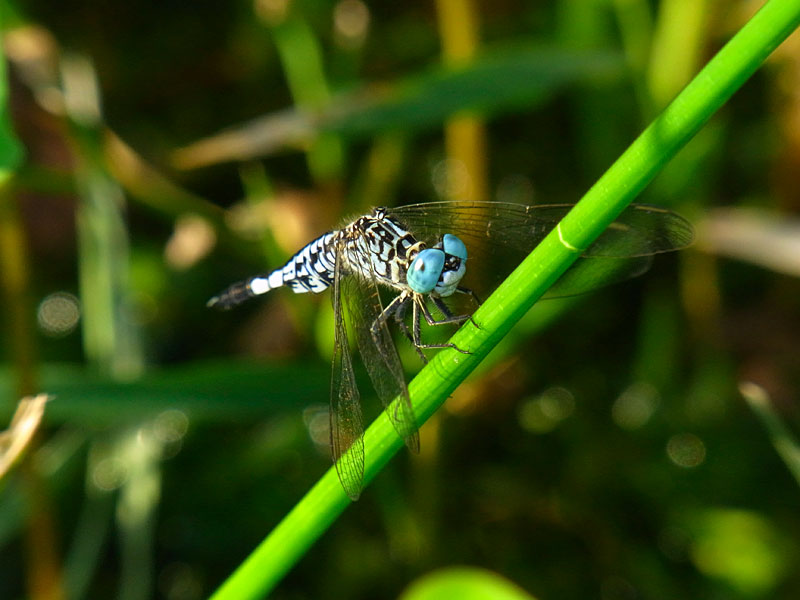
339, 208, 421, 290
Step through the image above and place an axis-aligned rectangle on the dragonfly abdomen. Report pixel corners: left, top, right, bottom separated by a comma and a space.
208, 231, 339, 308
276, 231, 338, 294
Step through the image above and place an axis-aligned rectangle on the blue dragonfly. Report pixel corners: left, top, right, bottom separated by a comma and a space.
208, 201, 693, 500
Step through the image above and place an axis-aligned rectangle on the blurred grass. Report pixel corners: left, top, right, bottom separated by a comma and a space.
63, 54, 144, 379
172, 44, 624, 168
2, 1, 800, 600
741, 381, 800, 487
256, 1, 345, 188
0, 25, 22, 179
400, 566, 537, 600
0, 361, 329, 425
435, 0, 488, 202
0, 22, 64, 600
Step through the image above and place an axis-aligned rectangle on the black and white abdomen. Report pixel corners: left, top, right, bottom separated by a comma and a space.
208, 208, 421, 309
207, 231, 339, 309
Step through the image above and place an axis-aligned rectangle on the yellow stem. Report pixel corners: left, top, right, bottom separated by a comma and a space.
435, 0, 488, 202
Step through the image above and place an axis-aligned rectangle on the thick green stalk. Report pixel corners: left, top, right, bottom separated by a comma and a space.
211, 1, 800, 598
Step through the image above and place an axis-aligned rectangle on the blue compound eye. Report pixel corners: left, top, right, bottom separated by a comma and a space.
407, 249, 445, 293
442, 234, 467, 260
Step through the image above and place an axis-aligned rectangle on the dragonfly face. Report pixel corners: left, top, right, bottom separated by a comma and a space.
434, 233, 468, 297
406, 233, 468, 297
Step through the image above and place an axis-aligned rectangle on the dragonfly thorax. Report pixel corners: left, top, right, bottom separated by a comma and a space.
341, 211, 418, 290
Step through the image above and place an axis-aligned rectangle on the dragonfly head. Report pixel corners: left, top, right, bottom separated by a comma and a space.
407, 248, 444, 294
407, 234, 467, 296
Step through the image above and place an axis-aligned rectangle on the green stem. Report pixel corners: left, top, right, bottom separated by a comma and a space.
263, 9, 345, 185
210, 1, 800, 598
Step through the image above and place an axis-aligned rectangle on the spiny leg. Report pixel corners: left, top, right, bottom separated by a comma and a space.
391, 298, 428, 363
454, 286, 482, 329
456, 285, 482, 306
429, 295, 473, 327
411, 297, 471, 355
370, 293, 407, 347
371, 293, 429, 363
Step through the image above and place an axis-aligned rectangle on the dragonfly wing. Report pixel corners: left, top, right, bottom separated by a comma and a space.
582, 204, 695, 257
388, 201, 693, 297
388, 201, 693, 255
543, 255, 654, 297
341, 233, 420, 454
330, 242, 365, 501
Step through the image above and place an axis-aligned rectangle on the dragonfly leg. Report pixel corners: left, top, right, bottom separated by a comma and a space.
392, 298, 413, 343
428, 295, 473, 326
456, 285, 482, 306
455, 286, 481, 329
370, 293, 405, 344
369, 292, 429, 363
411, 297, 471, 355
393, 297, 428, 363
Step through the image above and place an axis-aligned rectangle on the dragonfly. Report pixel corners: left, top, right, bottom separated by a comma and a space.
208, 201, 694, 500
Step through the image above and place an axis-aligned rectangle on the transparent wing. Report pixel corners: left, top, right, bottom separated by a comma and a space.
388, 201, 694, 298
341, 233, 420, 456
330, 242, 365, 501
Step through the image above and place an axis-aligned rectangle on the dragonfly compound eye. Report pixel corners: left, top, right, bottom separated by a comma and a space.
407, 248, 445, 293
442, 234, 467, 260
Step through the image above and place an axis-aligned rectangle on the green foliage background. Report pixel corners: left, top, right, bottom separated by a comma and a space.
2, 1, 800, 599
